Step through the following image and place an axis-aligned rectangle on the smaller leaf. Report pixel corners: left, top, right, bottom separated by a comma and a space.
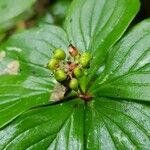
79, 75, 88, 93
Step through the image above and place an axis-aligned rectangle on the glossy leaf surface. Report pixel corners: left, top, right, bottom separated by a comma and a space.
0, 0, 150, 149
92, 20, 150, 101
86, 97, 150, 150
0, 25, 69, 77
0, 25, 69, 128
0, 100, 84, 150
0, 75, 54, 128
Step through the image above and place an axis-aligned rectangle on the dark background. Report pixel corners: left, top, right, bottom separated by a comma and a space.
135, 0, 150, 23
1, 0, 150, 42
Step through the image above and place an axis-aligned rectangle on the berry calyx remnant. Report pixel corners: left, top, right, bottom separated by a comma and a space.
47, 45, 92, 101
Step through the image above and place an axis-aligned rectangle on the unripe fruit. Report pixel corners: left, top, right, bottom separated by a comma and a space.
48, 59, 59, 70
55, 70, 67, 82
74, 67, 83, 78
54, 48, 66, 60
69, 78, 78, 90
79, 52, 91, 68
74, 54, 80, 61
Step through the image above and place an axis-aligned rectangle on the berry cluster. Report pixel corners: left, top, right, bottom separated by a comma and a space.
47, 45, 91, 94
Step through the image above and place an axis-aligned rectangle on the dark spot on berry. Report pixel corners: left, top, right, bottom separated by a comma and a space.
70, 18, 72, 23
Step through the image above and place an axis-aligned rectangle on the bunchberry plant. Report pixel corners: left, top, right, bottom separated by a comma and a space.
0, 0, 150, 149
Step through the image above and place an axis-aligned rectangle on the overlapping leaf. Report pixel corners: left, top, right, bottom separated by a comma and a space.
65, 0, 140, 78
0, 0, 36, 32
0, 25, 69, 77
92, 20, 150, 101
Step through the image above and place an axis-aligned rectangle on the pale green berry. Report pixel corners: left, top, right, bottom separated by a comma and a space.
73, 67, 83, 78
55, 70, 67, 82
54, 48, 66, 60
69, 78, 78, 90
48, 59, 59, 70
79, 52, 91, 68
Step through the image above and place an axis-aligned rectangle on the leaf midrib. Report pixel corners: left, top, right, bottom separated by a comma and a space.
93, 70, 150, 93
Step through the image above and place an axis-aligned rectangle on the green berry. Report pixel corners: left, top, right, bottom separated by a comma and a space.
79, 52, 91, 68
54, 48, 66, 60
55, 70, 67, 82
48, 59, 59, 70
69, 78, 78, 90
74, 67, 83, 78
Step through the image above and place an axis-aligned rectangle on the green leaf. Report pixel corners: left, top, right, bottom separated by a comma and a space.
0, 75, 54, 128
65, 0, 140, 78
0, 25, 69, 128
1, 0, 150, 149
0, 99, 84, 150
79, 75, 88, 93
86, 97, 150, 149
0, 25, 69, 77
92, 20, 150, 101
0, 0, 36, 32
